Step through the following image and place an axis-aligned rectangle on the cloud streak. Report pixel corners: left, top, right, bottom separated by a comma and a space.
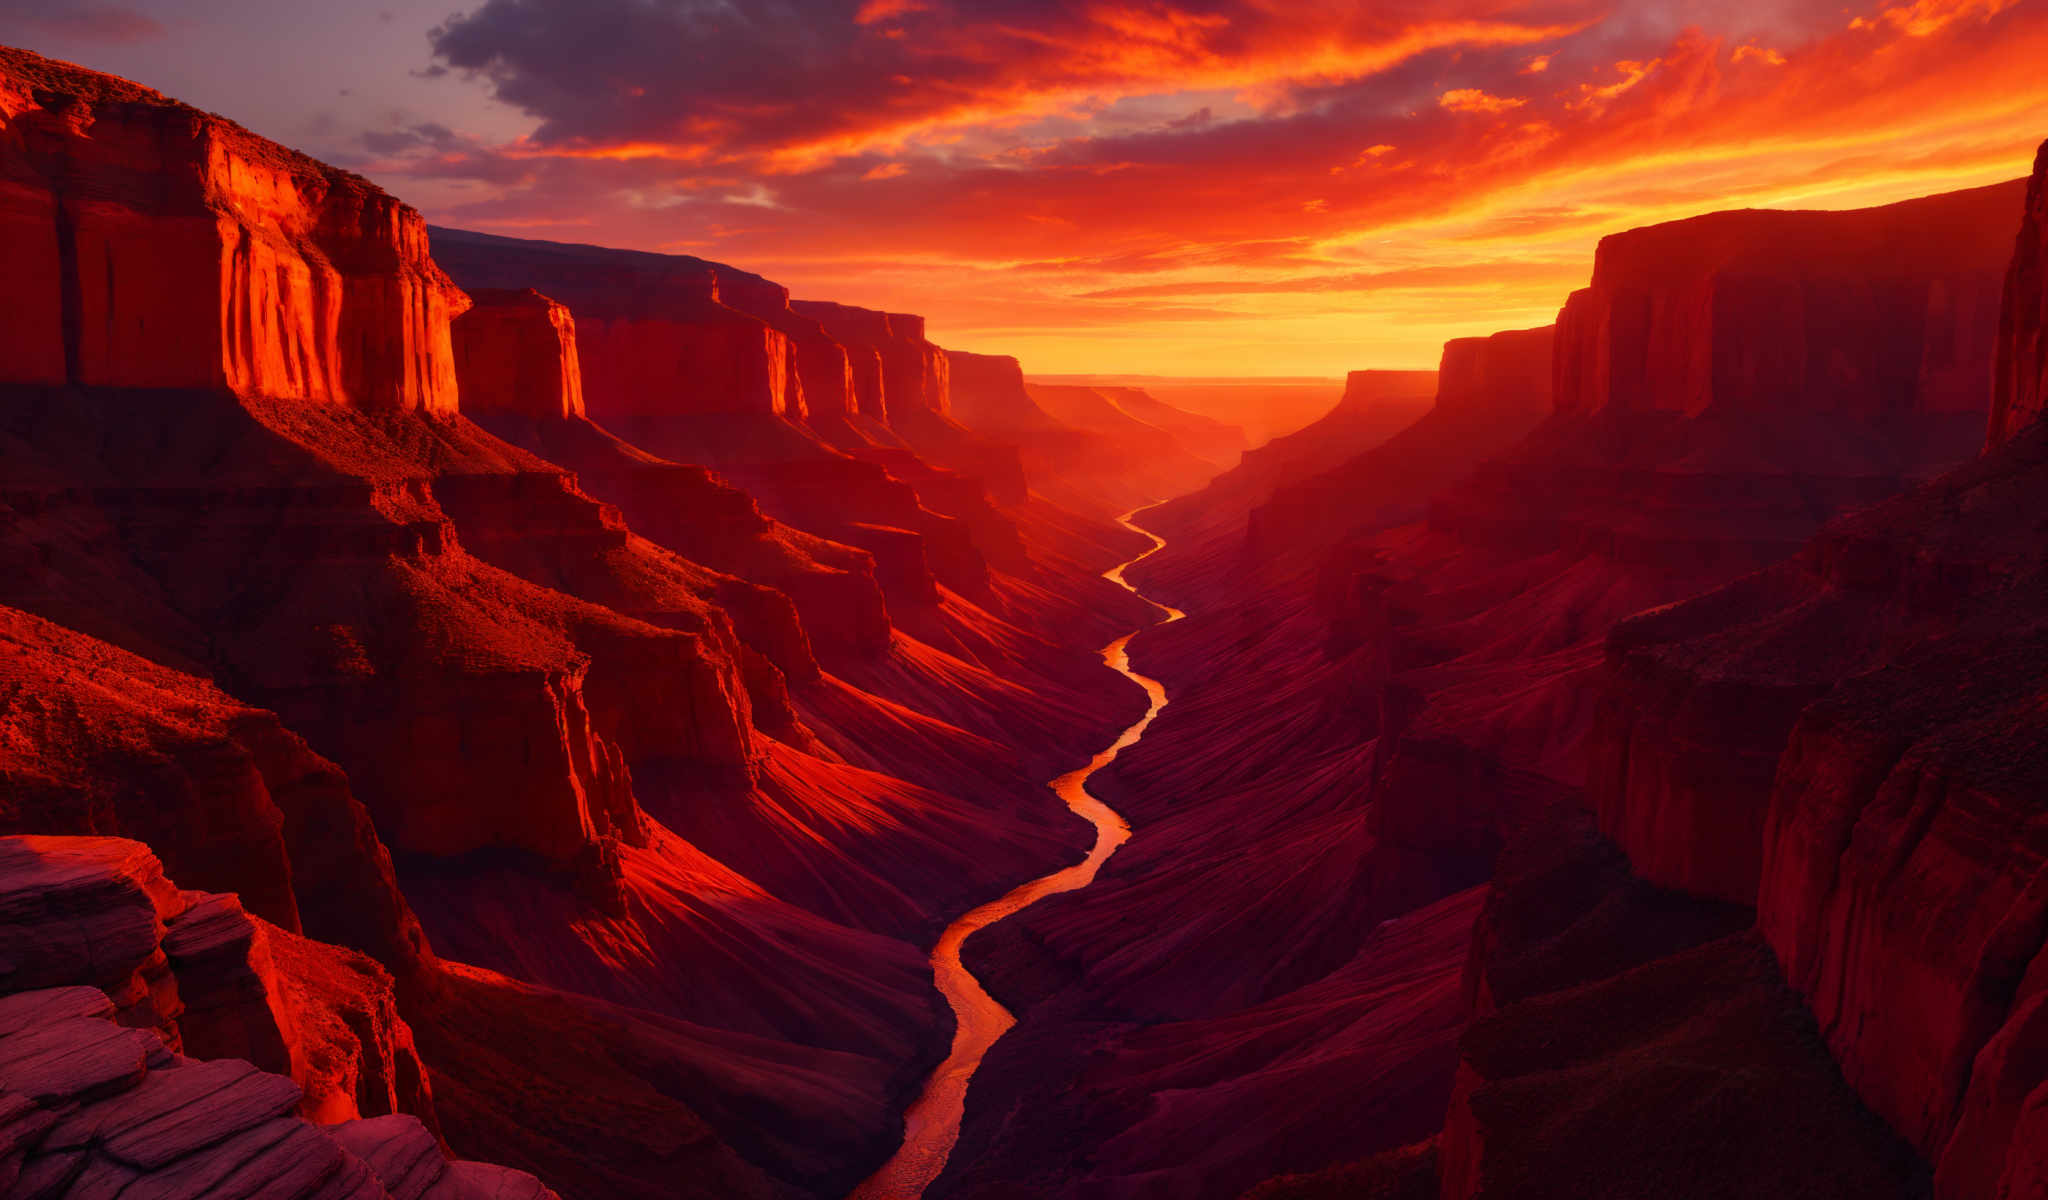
364, 0, 2048, 374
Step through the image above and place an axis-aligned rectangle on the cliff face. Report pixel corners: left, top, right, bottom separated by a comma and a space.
1991, 142, 2048, 445
0, 47, 463, 412
1555, 182, 2023, 420
947, 351, 1061, 434
454, 289, 585, 420
1573, 421, 2048, 1196
1241, 330, 1553, 565
792, 300, 951, 419
1455, 143, 2048, 1200
428, 228, 800, 418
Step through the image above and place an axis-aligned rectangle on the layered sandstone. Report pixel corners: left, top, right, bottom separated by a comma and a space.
0, 46, 463, 412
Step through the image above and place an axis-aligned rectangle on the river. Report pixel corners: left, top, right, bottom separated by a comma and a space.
847, 513, 1184, 1200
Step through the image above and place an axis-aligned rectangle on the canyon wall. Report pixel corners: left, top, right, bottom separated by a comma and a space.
1438, 145, 2048, 1200
428, 227, 801, 418
1554, 181, 2021, 420
1991, 141, 2048, 444
947, 351, 1061, 433
1243, 329, 1552, 562
0, 47, 462, 412
792, 300, 951, 419
454, 288, 586, 419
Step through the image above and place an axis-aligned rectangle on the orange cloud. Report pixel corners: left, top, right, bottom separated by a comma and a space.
1441, 88, 1529, 114
384, 0, 2048, 376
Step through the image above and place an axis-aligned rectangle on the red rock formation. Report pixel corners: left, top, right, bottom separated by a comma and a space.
0, 976, 553, 1199
0, 47, 463, 412
454, 289, 585, 420
793, 300, 951, 419
428, 228, 799, 418
947, 351, 1061, 434
1243, 331, 1552, 564
1991, 141, 2048, 445
0, 836, 434, 1127
1555, 181, 2023, 419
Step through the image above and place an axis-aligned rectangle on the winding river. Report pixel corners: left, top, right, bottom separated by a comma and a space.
848, 513, 1185, 1200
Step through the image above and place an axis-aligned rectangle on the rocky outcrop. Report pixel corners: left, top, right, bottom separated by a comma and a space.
0, 836, 434, 1127
0, 46, 464, 412
1555, 181, 2023, 419
0, 981, 552, 1199
1991, 141, 2048, 446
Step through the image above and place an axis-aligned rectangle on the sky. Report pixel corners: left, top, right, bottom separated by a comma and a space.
3, 0, 2047, 375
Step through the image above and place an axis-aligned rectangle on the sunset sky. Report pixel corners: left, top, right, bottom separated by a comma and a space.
5, 0, 2047, 375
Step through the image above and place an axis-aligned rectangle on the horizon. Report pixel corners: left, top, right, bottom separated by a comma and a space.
3, 0, 2045, 377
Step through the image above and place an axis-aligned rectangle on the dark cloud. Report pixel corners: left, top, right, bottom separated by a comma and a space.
424, 0, 1599, 161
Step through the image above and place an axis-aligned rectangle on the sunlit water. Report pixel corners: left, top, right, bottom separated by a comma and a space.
847, 512, 1185, 1200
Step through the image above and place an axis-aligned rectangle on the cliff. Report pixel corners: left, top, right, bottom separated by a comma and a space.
0, 835, 555, 1198
428, 227, 801, 418
1991, 141, 2048, 445
453, 288, 585, 420
947, 351, 1062, 434
0, 601, 429, 978
0, 46, 463, 412
791, 300, 950, 419
1555, 181, 2024, 420
1242, 329, 1553, 564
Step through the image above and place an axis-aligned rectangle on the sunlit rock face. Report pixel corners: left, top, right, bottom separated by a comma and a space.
0, 836, 558, 1195
1991, 142, 2048, 446
792, 300, 952, 419
0, 47, 463, 412
1555, 181, 2024, 420
453, 288, 585, 420
427, 227, 801, 418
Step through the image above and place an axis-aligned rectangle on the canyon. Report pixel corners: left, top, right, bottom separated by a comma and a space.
2, 37, 2047, 1200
